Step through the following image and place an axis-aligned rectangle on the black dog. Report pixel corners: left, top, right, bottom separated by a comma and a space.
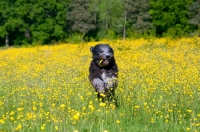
89, 44, 118, 104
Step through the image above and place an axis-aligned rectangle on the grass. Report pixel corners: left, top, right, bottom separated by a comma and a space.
0, 37, 200, 132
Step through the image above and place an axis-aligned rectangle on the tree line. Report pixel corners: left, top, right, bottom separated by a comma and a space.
0, 0, 199, 46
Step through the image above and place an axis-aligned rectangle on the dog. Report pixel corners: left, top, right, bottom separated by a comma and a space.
89, 44, 118, 104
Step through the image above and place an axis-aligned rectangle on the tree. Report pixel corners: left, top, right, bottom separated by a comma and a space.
132, 0, 152, 34
122, 0, 152, 39
150, 0, 193, 37
67, 0, 95, 41
0, 0, 71, 46
0, 1, 24, 46
90, 0, 124, 40
29, 0, 70, 44
188, 0, 200, 28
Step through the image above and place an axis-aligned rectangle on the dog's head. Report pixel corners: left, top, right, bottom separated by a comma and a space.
90, 44, 114, 67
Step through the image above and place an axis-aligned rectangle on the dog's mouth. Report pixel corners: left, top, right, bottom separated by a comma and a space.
99, 59, 109, 67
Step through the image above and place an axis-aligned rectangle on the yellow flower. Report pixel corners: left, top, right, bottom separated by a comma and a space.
33, 106, 37, 111
73, 112, 80, 120
134, 105, 140, 109
186, 128, 190, 131
151, 118, 155, 123
88, 105, 95, 111
41, 124, 45, 130
10, 111, 15, 115
41, 126, 45, 130
1, 37, 200, 131
168, 109, 173, 112
17, 107, 23, 111
60, 104, 66, 110
10, 117, 14, 121
15, 123, 22, 131
52, 103, 55, 108
116, 120, 120, 124
100, 93, 106, 98
99, 102, 106, 107
0, 119, 5, 124
55, 126, 59, 131
187, 110, 192, 113
89, 101, 93, 104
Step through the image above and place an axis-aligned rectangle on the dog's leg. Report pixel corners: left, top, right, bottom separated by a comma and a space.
111, 90, 118, 107
92, 78, 106, 101
102, 76, 118, 90
92, 78, 105, 93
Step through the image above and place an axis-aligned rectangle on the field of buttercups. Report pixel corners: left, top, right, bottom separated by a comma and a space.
0, 38, 200, 132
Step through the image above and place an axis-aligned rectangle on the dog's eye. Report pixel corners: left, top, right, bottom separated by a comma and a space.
100, 51, 103, 53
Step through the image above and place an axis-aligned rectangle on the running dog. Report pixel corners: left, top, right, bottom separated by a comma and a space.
89, 44, 118, 104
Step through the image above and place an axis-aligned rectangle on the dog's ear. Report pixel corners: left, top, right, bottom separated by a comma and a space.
90, 46, 94, 52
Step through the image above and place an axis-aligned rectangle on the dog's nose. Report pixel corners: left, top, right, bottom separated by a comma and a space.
105, 55, 110, 59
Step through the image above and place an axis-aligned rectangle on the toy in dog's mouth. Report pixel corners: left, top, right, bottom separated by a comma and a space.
99, 59, 109, 67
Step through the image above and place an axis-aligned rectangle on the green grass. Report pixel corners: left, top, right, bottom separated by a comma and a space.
0, 38, 200, 132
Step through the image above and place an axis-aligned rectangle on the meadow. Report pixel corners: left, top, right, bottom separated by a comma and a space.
0, 38, 200, 132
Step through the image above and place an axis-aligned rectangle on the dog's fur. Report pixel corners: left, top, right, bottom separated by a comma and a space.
89, 44, 118, 103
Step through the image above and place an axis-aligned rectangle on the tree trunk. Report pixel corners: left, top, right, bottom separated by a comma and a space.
25, 29, 31, 43
93, 2, 97, 26
198, 0, 200, 23
105, 0, 108, 33
136, 13, 142, 34
25, 29, 30, 39
123, 10, 127, 40
81, 34, 85, 42
5, 35, 9, 47
105, 10, 108, 33
136, 14, 142, 29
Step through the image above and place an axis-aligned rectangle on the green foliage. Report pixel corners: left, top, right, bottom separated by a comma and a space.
105, 30, 117, 40
97, 29, 116, 40
126, 26, 139, 39
0, 0, 71, 46
150, 0, 194, 37
0, 0, 200, 46
67, 0, 96, 40
31, 31, 50, 44
163, 25, 188, 38
188, 0, 200, 26
66, 33, 83, 44
0, 26, 6, 38
126, 26, 156, 39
